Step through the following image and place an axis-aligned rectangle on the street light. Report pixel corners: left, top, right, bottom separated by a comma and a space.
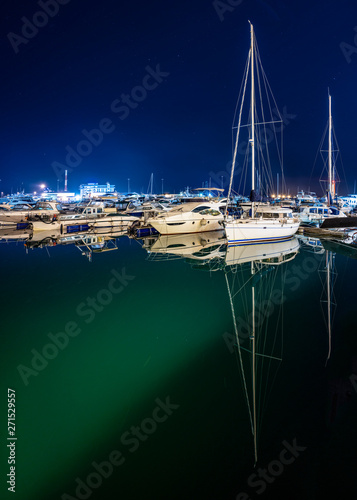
127, 178, 130, 193
161, 178, 164, 194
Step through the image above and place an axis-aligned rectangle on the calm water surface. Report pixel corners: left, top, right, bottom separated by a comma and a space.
1, 232, 357, 500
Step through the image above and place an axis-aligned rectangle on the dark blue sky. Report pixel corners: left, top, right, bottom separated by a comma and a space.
1, 0, 357, 195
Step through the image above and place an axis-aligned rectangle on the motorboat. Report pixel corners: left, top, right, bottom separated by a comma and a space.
295, 204, 346, 226
0, 201, 60, 226
147, 201, 224, 235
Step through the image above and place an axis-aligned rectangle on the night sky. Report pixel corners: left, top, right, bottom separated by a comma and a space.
1, 0, 357, 196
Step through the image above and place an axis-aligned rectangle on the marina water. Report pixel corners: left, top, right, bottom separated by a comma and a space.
1, 235, 357, 500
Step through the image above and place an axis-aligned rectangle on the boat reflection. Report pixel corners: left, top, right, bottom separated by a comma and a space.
299, 235, 337, 365
222, 237, 300, 463
142, 230, 227, 263
321, 238, 357, 260
0, 226, 32, 242
225, 236, 300, 268
0, 226, 127, 261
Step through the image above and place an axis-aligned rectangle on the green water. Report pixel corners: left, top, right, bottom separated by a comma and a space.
1, 235, 357, 500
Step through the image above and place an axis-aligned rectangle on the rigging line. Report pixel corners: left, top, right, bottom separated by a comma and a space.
310, 122, 328, 192
255, 40, 284, 179
231, 272, 256, 299
234, 119, 282, 128
256, 275, 274, 390
256, 266, 285, 424
237, 346, 282, 361
332, 135, 349, 193
256, 55, 272, 183
255, 41, 282, 120
232, 55, 251, 147
224, 272, 254, 432
243, 147, 250, 195
259, 355, 283, 432
226, 48, 251, 214
237, 268, 251, 327
257, 334, 280, 433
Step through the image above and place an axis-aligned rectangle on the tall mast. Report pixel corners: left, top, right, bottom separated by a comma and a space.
328, 92, 332, 205
249, 21, 255, 217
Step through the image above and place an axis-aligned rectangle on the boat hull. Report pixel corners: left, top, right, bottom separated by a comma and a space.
148, 218, 223, 235
225, 218, 300, 246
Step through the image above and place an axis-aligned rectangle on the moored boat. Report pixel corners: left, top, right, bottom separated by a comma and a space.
224, 23, 299, 246
147, 201, 224, 235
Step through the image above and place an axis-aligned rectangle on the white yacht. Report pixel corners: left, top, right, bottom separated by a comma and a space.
147, 202, 224, 235
0, 201, 60, 225
339, 194, 357, 209
224, 23, 299, 246
295, 204, 346, 226
296, 191, 318, 204
226, 206, 299, 246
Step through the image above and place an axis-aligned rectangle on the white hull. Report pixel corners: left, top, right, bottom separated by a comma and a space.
225, 218, 300, 246
148, 218, 223, 235
91, 215, 139, 228
31, 215, 138, 232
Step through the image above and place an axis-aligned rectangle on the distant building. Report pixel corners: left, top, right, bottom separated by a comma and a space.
80, 182, 116, 198
40, 192, 77, 202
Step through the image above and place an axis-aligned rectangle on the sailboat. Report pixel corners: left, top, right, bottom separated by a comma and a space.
296, 93, 346, 226
224, 22, 299, 245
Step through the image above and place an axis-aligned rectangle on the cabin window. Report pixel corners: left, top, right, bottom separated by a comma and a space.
200, 209, 221, 216
256, 212, 280, 218
192, 206, 211, 213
